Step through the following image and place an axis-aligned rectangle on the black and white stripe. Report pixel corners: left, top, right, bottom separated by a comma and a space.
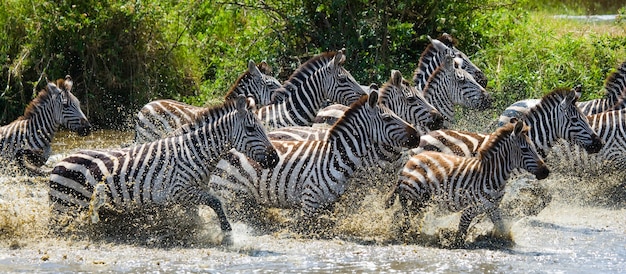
413, 34, 487, 91
133, 60, 280, 143
412, 87, 604, 157
48, 95, 279, 233
421, 49, 491, 123
310, 70, 444, 132
257, 49, 366, 129
209, 91, 420, 218
0, 75, 91, 166
386, 121, 549, 241
577, 60, 626, 115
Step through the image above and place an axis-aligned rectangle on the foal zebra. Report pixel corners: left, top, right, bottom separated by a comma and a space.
310, 70, 444, 132
0, 75, 91, 169
413, 34, 488, 91
421, 49, 492, 123
577, 59, 626, 115
209, 91, 420, 219
133, 60, 280, 143
48, 95, 279, 233
257, 49, 366, 129
386, 121, 549, 243
411, 87, 603, 157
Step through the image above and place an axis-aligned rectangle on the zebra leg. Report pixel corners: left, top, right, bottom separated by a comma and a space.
487, 207, 509, 240
457, 206, 482, 243
172, 185, 233, 233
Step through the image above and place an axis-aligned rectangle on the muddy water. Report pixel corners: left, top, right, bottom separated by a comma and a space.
0, 130, 625, 273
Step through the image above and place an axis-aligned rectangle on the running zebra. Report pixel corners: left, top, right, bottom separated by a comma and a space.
386, 121, 549, 243
421, 49, 492, 123
209, 91, 420, 219
413, 34, 488, 91
48, 95, 279, 233
577, 60, 626, 115
0, 75, 91, 169
411, 87, 603, 157
133, 60, 280, 143
310, 70, 444, 132
256, 49, 366, 129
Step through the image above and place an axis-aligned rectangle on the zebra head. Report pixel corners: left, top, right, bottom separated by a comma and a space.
425, 49, 492, 119
224, 60, 277, 106
324, 49, 367, 106
436, 33, 488, 88
510, 121, 550, 180
361, 85, 420, 148
379, 70, 443, 134
256, 61, 283, 93
232, 95, 279, 169
557, 88, 603, 153
53, 75, 91, 136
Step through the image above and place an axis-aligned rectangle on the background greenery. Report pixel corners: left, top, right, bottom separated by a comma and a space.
1, 0, 625, 128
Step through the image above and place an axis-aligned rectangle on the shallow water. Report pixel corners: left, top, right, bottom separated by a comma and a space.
0, 130, 625, 273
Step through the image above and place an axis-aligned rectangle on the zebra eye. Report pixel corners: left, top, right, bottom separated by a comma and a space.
570, 116, 580, 123
337, 74, 348, 83
382, 114, 393, 122
245, 125, 256, 133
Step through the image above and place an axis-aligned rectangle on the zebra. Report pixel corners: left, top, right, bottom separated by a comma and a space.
577, 59, 626, 115
48, 95, 279, 234
571, 109, 626, 169
133, 60, 280, 143
411, 87, 604, 158
420, 49, 492, 123
0, 75, 91, 170
315, 70, 445, 130
256, 49, 366, 129
386, 121, 550, 244
209, 90, 420, 221
310, 69, 444, 132
413, 34, 488, 91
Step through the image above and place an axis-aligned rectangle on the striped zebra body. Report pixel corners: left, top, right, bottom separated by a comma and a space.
496, 87, 603, 155
257, 49, 366, 129
49, 95, 279, 232
421, 49, 491, 123
410, 129, 489, 157
209, 91, 420, 217
582, 109, 626, 168
313, 70, 444, 131
0, 75, 91, 167
413, 34, 487, 91
386, 122, 549, 240
133, 60, 280, 143
577, 60, 626, 115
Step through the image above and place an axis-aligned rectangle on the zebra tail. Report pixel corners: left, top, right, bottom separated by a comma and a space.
16, 149, 53, 176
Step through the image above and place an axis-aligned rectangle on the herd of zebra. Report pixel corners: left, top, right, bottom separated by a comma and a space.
2, 33, 626, 246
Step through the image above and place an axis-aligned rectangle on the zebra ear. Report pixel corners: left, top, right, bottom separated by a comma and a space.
513, 120, 524, 136
334, 48, 346, 67
430, 38, 450, 53
63, 75, 73, 93
390, 70, 403, 87
256, 61, 272, 74
235, 94, 248, 113
47, 82, 61, 95
248, 60, 262, 79
368, 90, 379, 108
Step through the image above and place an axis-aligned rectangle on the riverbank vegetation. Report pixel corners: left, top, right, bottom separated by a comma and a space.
1, 0, 625, 128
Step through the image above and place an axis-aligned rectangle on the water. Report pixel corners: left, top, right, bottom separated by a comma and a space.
0, 130, 625, 273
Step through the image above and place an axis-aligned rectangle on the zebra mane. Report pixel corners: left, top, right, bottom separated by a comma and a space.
328, 94, 369, 137
272, 51, 338, 99
476, 122, 522, 159
183, 98, 239, 131
436, 33, 458, 47
18, 83, 55, 121
603, 60, 626, 101
224, 64, 260, 101
540, 87, 576, 104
